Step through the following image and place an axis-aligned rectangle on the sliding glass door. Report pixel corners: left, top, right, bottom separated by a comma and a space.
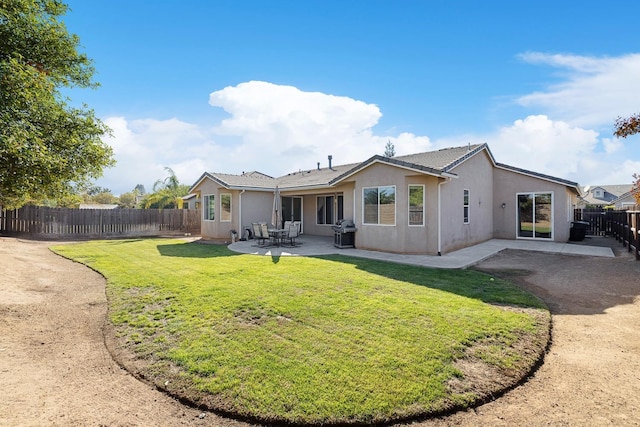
517, 192, 553, 239
282, 196, 302, 230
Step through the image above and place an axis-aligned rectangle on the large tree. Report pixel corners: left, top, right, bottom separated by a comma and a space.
614, 113, 640, 204
0, 0, 114, 209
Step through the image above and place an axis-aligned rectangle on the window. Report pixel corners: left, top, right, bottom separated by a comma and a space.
463, 189, 470, 224
316, 195, 334, 225
203, 194, 215, 221
220, 193, 231, 222
363, 186, 396, 225
408, 185, 424, 226
518, 192, 553, 239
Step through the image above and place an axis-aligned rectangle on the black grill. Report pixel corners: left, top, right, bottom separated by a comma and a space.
332, 219, 356, 248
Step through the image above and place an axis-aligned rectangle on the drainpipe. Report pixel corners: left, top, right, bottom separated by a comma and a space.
239, 189, 245, 238
437, 177, 451, 256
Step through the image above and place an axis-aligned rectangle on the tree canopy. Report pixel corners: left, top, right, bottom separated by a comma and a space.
0, 0, 115, 209
613, 113, 640, 204
384, 140, 395, 157
614, 113, 640, 139
142, 167, 190, 209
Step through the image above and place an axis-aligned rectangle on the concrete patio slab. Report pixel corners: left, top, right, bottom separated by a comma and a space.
227, 235, 614, 269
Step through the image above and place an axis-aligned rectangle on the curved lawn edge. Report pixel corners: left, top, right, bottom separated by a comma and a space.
102, 306, 551, 426
51, 240, 552, 426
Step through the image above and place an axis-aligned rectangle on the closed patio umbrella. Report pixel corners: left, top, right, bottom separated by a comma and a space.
272, 185, 282, 229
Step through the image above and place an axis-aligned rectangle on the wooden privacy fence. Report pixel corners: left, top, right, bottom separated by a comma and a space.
608, 210, 640, 261
573, 207, 609, 236
0, 206, 201, 240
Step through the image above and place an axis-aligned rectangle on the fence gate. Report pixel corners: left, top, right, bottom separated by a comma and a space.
574, 207, 609, 236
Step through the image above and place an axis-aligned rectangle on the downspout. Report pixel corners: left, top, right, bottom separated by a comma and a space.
239, 189, 245, 238
437, 177, 451, 256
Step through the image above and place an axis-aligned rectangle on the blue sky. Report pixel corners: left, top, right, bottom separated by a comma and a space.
62, 0, 640, 195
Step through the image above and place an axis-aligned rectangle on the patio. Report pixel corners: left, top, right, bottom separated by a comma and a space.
226, 235, 615, 269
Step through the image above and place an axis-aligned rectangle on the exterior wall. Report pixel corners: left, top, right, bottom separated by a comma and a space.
439, 151, 494, 253
493, 168, 576, 242
240, 191, 275, 236
348, 162, 439, 254
192, 179, 273, 240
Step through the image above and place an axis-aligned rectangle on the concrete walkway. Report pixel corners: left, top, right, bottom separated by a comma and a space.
227, 235, 614, 269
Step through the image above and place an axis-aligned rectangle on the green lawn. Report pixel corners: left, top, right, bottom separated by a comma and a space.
52, 239, 548, 424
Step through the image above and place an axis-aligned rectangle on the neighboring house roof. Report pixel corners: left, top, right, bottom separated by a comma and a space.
578, 184, 633, 205
610, 187, 639, 205
190, 143, 580, 193
182, 194, 198, 201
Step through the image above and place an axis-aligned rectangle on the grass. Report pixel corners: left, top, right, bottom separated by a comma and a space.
52, 238, 549, 425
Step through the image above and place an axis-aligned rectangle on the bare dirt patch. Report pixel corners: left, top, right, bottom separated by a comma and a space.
1, 236, 638, 426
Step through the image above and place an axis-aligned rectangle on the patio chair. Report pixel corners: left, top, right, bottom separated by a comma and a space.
282, 223, 299, 247
252, 223, 266, 245
260, 223, 272, 245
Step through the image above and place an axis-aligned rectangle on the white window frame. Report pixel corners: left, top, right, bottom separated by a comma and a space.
203, 194, 215, 221
408, 184, 425, 226
362, 185, 396, 226
220, 193, 232, 222
516, 191, 554, 240
463, 189, 470, 224
316, 195, 334, 225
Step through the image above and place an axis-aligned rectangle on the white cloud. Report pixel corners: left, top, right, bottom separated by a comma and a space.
95, 63, 640, 196
516, 52, 640, 128
602, 137, 623, 154
206, 81, 431, 173
98, 117, 219, 195
490, 115, 599, 177
433, 114, 640, 187
96, 82, 432, 194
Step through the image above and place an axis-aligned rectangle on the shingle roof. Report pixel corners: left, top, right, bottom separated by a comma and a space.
578, 184, 633, 205
495, 163, 579, 188
190, 171, 277, 191
395, 144, 485, 171
191, 143, 579, 192
277, 162, 361, 189
610, 188, 639, 204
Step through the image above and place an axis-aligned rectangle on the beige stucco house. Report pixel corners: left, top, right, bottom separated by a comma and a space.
189, 143, 580, 255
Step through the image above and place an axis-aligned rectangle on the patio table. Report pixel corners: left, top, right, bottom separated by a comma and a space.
267, 228, 287, 246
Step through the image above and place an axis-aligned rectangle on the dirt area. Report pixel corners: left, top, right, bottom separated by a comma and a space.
1, 236, 638, 426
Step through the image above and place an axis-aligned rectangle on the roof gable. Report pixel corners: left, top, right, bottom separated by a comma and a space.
329, 145, 490, 186
397, 143, 487, 172
190, 171, 277, 192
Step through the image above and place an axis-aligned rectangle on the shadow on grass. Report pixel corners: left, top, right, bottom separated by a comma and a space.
156, 241, 242, 259
315, 254, 545, 309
